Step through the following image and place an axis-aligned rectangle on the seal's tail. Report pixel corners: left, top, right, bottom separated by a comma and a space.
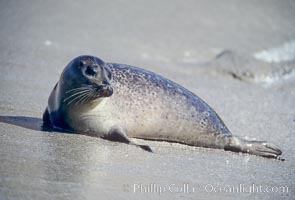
224, 136, 284, 161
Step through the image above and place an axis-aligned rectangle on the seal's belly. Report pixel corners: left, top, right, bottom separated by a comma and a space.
92, 98, 213, 145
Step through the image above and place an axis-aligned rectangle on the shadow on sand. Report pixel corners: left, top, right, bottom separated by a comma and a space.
0, 115, 66, 133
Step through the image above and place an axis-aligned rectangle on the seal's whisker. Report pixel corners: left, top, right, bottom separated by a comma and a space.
66, 88, 87, 94
66, 86, 88, 92
65, 86, 90, 94
76, 92, 92, 105
90, 90, 99, 99
63, 90, 90, 103
84, 92, 95, 102
81, 93, 93, 104
79, 91, 95, 105
66, 91, 91, 106
66, 84, 92, 92
66, 95, 82, 106
81, 90, 97, 104
74, 93, 86, 105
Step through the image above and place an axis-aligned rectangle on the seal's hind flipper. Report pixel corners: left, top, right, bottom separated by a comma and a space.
225, 137, 283, 160
104, 126, 153, 152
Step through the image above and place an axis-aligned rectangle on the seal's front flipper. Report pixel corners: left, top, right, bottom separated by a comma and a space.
104, 126, 153, 152
225, 137, 283, 160
42, 107, 51, 127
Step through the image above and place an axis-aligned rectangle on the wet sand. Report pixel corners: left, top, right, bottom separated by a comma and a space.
0, 0, 294, 199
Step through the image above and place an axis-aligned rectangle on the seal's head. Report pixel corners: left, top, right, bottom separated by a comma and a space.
43, 55, 113, 130
60, 55, 113, 107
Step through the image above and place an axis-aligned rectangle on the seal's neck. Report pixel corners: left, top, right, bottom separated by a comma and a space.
73, 98, 106, 113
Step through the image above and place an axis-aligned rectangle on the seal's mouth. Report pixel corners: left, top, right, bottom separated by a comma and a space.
95, 85, 113, 97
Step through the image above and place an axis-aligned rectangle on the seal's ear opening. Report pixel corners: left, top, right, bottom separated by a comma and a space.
104, 65, 112, 81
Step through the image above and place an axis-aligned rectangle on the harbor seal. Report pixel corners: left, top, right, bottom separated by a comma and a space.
43, 55, 282, 159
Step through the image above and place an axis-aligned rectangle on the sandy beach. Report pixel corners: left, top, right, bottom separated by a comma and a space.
0, 0, 294, 199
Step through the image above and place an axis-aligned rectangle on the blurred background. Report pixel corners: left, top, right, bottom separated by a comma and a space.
1, 0, 295, 67
0, 0, 294, 199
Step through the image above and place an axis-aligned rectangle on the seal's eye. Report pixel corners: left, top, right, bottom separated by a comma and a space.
85, 66, 97, 76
